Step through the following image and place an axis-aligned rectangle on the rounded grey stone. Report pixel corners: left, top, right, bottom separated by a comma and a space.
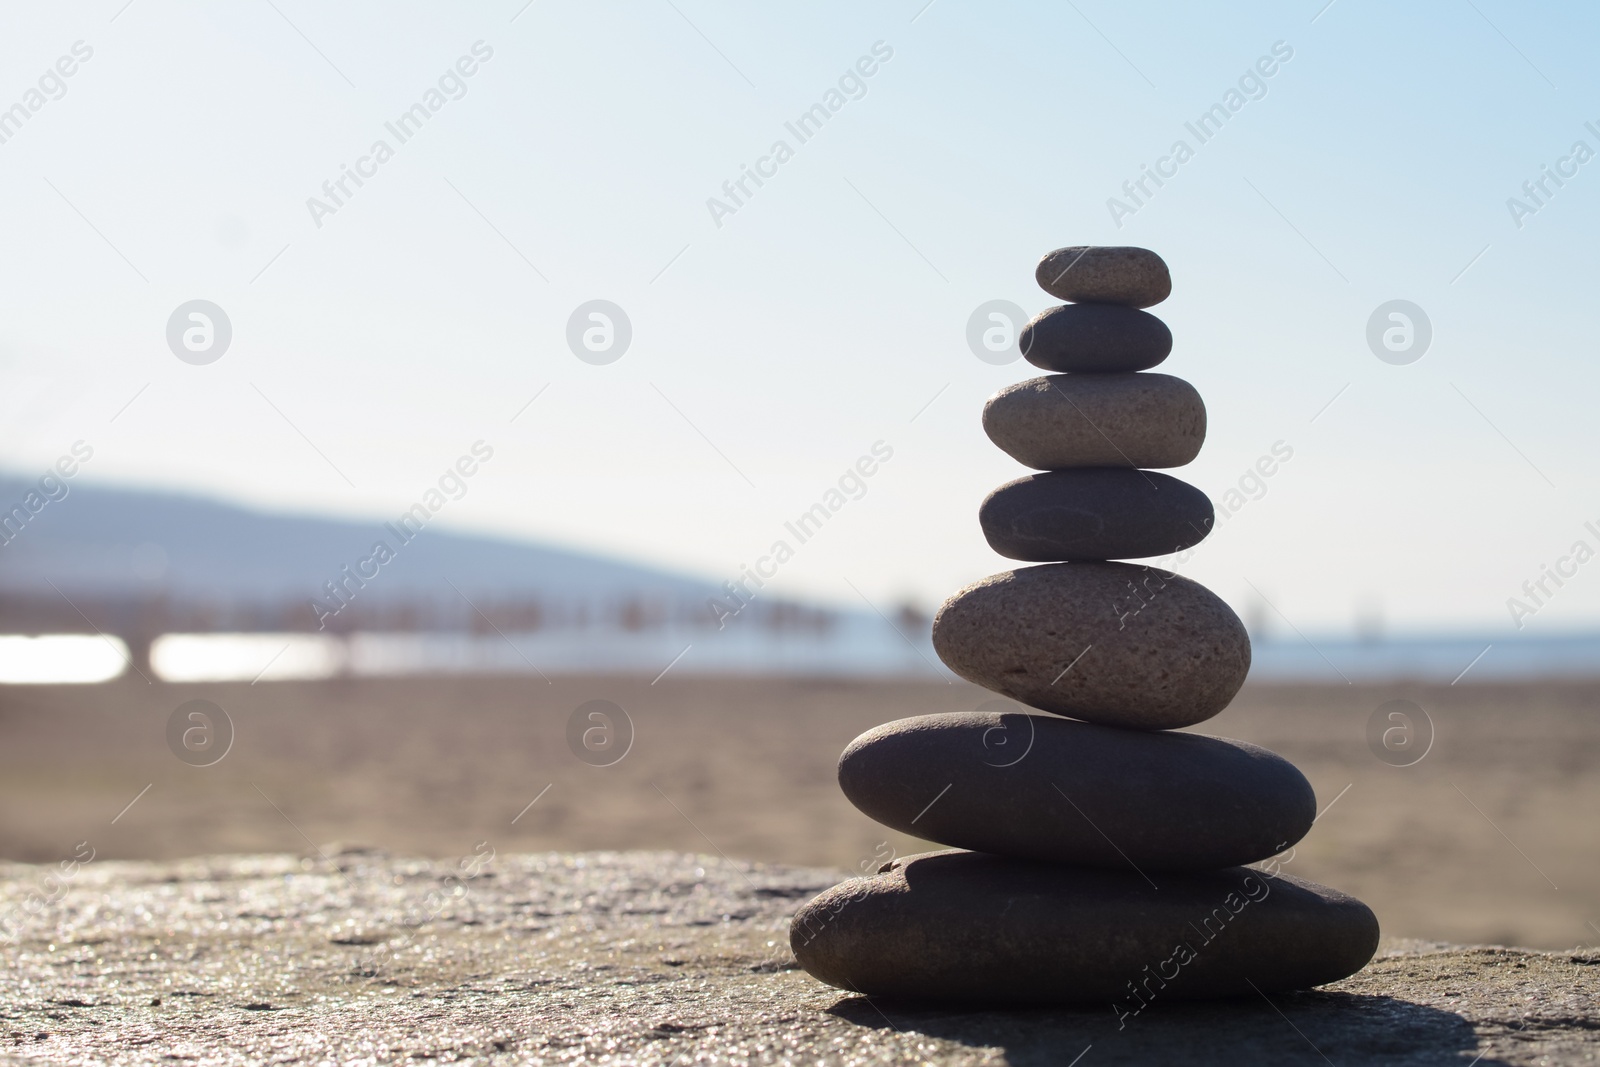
791, 850, 1379, 1005
1035, 246, 1172, 308
1019, 304, 1171, 373
838, 712, 1315, 870
983, 373, 1205, 470
932, 563, 1251, 730
980, 469, 1214, 562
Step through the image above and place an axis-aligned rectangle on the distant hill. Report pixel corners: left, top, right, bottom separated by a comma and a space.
0, 475, 863, 644
0, 475, 713, 602
0, 477, 944, 680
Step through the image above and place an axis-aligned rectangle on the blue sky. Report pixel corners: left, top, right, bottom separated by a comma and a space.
1, 0, 1596, 636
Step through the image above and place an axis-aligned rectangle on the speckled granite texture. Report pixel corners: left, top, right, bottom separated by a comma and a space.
0, 849, 1595, 1065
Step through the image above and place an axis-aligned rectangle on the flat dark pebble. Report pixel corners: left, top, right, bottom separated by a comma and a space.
792, 850, 1380, 1005
980, 469, 1213, 561
838, 712, 1315, 871
1020, 304, 1172, 373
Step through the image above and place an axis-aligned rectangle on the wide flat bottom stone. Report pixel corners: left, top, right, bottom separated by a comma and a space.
792, 851, 1378, 1004
0, 850, 1594, 1065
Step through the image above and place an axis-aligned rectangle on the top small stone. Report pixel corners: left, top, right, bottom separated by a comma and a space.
1036, 246, 1171, 308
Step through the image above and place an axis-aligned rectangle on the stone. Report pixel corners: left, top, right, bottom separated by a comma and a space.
980, 469, 1213, 561
931, 563, 1250, 729
791, 850, 1380, 1005
1020, 304, 1172, 373
983, 373, 1205, 470
837, 712, 1314, 870
1035, 245, 1172, 307
7, 851, 1600, 1063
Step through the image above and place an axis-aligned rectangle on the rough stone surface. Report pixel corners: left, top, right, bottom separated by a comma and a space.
0, 851, 1594, 1065
932, 563, 1252, 730
1019, 304, 1172, 373
837, 712, 1314, 870
980, 470, 1214, 562
983, 373, 1206, 470
1036, 246, 1173, 308
792, 850, 1378, 1005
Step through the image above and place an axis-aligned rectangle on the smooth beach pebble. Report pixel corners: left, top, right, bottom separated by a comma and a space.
979, 469, 1213, 562
931, 562, 1250, 729
838, 712, 1314, 870
790, 850, 1379, 1005
983, 373, 1205, 470
1035, 245, 1172, 307
1019, 304, 1172, 373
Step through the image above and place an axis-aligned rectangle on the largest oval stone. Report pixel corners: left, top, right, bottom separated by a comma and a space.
980, 469, 1214, 561
791, 850, 1379, 1005
983, 373, 1205, 470
839, 713, 1313, 870
932, 563, 1250, 729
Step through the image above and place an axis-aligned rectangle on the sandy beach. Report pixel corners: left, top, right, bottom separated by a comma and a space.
1, 674, 1594, 950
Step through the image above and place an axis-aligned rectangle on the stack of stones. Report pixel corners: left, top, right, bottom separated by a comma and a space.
791, 247, 1378, 1009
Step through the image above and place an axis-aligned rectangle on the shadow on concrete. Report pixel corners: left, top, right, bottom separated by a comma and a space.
828, 988, 1505, 1066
